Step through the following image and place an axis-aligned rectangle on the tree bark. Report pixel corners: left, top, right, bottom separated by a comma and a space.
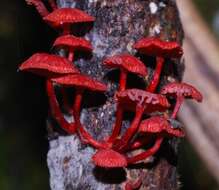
47, 1, 184, 190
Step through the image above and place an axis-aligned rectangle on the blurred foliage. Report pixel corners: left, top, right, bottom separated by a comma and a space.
0, 0, 218, 190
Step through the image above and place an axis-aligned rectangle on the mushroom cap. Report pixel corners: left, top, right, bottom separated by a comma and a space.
161, 82, 203, 102
44, 8, 95, 27
139, 116, 185, 137
92, 149, 127, 168
19, 53, 79, 77
103, 54, 147, 77
51, 73, 107, 92
53, 35, 92, 52
116, 89, 170, 113
133, 37, 183, 58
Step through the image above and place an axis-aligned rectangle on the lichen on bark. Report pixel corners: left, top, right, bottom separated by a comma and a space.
47, 0, 184, 189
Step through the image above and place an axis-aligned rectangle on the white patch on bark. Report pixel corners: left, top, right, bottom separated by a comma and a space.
149, 2, 158, 14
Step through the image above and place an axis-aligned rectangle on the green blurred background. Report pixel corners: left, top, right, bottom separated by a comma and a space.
0, 0, 218, 189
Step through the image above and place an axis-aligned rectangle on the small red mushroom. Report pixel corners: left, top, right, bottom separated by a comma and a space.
44, 8, 95, 34
19, 53, 79, 134
103, 54, 147, 91
126, 116, 184, 164
103, 54, 148, 144
51, 73, 108, 148
92, 149, 127, 168
113, 89, 170, 151
53, 34, 92, 62
134, 37, 183, 92
161, 82, 203, 118
19, 53, 79, 77
25, 0, 50, 17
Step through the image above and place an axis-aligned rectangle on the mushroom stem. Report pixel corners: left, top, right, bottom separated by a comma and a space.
72, 89, 107, 149
119, 70, 127, 91
127, 136, 163, 164
113, 105, 145, 151
63, 25, 71, 35
25, 0, 49, 17
171, 95, 184, 119
124, 136, 151, 152
48, 0, 57, 10
107, 103, 123, 144
147, 57, 164, 92
46, 80, 76, 134
107, 70, 127, 144
60, 87, 72, 114
68, 48, 74, 62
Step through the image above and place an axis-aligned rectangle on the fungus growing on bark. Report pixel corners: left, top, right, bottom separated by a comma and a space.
44, 8, 95, 34
134, 37, 183, 92
92, 149, 127, 168
103, 54, 148, 144
51, 73, 108, 147
161, 82, 203, 118
25, 0, 50, 17
113, 89, 170, 151
19, 53, 79, 134
53, 35, 92, 62
19, 53, 79, 77
126, 116, 184, 164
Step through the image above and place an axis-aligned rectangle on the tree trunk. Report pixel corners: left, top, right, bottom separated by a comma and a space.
47, 0, 184, 189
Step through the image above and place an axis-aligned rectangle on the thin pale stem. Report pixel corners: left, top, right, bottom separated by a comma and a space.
46, 80, 76, 134
113, 106, 145, 151
127, 136, 163, 164
48, 0, 57, 10
26, 0, 49, 17
146, 57, 164, 92
171, 95, 184, 119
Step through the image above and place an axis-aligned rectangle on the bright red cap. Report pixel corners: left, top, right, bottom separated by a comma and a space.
53, 35, 92, 52
103, 54, 147, 77
51, 73, 107, 92
44, 8, 95, 27
116, 89, 170, 113
92, 149, 127, 168
134, 37, 183, 58
19, 53, 79, 77
139, 116, 185, 137
161, 82, 203, 102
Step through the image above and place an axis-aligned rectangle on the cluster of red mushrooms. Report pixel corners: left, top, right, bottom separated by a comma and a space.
19, 1, 203, 189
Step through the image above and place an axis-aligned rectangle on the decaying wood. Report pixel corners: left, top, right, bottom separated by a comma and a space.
177, 0, 219, 185
47, 1, 184, 189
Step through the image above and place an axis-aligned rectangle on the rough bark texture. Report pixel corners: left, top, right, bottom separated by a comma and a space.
47, 0, 184, 190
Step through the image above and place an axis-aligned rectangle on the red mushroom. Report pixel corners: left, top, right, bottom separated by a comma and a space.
19, 53, 79, 77
103, 54, 148, 144
44, 8, 95, 34
53, 34, 92, 62
103, 54, 147, 91
25, 0, 57, 17
51, 73, 108, 148
161, 82, 203, 118
92, 149, 127, 168
126, 116, 185, 164
53, 35, 93, 113
25, 0, 50, 17
112, 89, 170, 151
134, 37, 183, 92
19, 53, 79, 134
